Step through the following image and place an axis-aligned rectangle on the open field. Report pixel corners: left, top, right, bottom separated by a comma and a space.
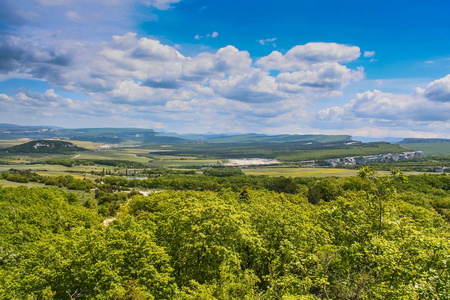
64, 140, 107, 150
0, 139, 32, 148
0, 179, 47, 188
0, 163, 109, 179
242, 167, 438, 177
243, 167, 359, 177
74, 150, 150, 163
0, 179, 95, 202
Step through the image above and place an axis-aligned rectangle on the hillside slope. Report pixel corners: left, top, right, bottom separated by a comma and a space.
2, 140, 87, 154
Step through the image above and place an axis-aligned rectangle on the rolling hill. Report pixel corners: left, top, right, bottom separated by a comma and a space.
1, 140, 87, 154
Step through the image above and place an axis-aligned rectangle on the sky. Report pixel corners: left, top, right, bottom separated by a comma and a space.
0, 0, 449, 138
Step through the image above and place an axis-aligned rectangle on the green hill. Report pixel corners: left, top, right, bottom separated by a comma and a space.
2, 140, 87, 154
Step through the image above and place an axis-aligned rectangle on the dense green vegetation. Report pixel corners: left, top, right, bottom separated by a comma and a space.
401, 142, 450, 156
341, 155, 450, 172
1, 169, 95, 190
45, 158, 148, 168
148, 141, 405, 162
1, 168, 449, 299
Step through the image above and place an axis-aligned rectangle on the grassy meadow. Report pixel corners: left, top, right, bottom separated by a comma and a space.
242, 167, 359, 177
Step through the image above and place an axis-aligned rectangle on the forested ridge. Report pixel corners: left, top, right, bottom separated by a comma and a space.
1, 169, 449, 299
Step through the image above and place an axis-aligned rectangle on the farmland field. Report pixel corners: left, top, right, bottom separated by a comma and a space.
242, 167, 359, 177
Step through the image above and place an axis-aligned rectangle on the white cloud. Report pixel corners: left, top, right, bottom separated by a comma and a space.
9, 22, 447, 135
0, 31, 368, 129
0, 94, 14, 102
319, 89, 450, 122
424, 74, 450, 102
258, 38, 277, 45
210, 69, 281, 103
276, 63, 364, 94
363, 51, 375, 58
195, 31, 219, 40
1, 89, 79, 109
181, 45, 252, 82
165, 99, 196, 111
132, 37, 183, 60
256, 42, 361, 71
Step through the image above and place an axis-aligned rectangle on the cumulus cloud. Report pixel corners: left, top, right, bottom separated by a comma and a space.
0, 94, 14, 104
256, 42, 361, 71
313, 84, 450, 138
0, 89, 79, 110
276, 63, 364, 93
423, 74, 450, 102
317, 76, 450, 126
0, 27, 369, 132
0, 31, 368, 123
181, 45, 252, 82
0, 34, 71, 74
210, 69, 282, 103
131, 37, 183, 60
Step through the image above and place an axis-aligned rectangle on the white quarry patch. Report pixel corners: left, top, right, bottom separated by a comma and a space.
32, 143, 50, 149
223, 158, 280, 166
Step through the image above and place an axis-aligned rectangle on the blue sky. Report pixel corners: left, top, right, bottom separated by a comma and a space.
0, 0, 449, 138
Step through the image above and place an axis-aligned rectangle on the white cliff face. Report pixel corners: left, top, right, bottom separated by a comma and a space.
323, 151, 425, 167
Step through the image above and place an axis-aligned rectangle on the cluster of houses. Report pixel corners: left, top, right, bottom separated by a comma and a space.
323, 151, 425, 167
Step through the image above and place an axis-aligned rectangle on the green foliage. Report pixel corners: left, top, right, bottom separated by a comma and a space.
1, 169, 96, 190
4, 217, 175, 299
1, 169, 450, 299
203, 167, 245, 177
0, 186, 101, 251
45, 158, 147, 168
307, 178, 342, 204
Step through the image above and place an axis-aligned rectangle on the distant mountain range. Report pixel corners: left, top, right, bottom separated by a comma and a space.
0, 123, 448, 145
399, 138, 450, 144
